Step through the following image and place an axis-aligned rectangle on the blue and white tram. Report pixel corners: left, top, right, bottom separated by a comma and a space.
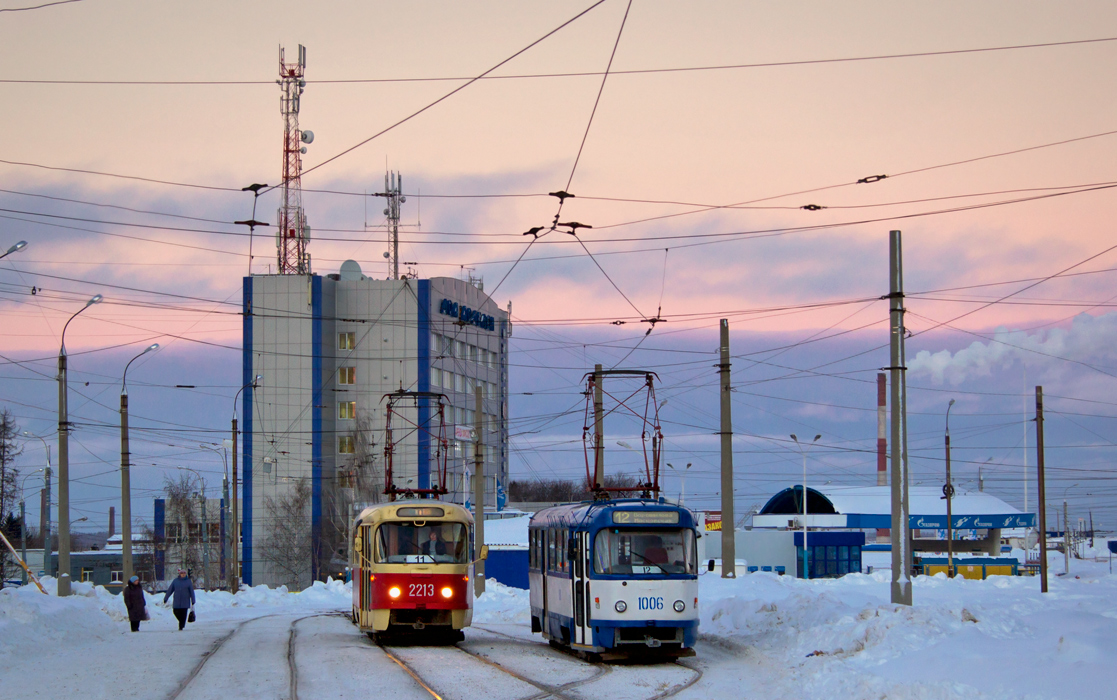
528, 499, 699, 658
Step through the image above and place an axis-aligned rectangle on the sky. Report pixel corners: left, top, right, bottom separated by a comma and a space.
3, 0, 1117, 536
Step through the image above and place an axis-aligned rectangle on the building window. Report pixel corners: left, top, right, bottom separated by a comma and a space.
81, 568, 93, 582
110, 570, 123, 583
431, 368, 442, 388
188, 523, 202, 542
338, 367, 356, 385
165, 523, 182, 543
339, 332, 356, 350
442, 336, 454, 357
339, 436, 356, 454
208, 523, 221, 543
339, 401, 356, 420
443, 371, 454, 391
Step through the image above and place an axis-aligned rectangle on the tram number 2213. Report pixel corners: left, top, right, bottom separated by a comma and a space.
409, 583, 435, 597
637, 596, 664, 611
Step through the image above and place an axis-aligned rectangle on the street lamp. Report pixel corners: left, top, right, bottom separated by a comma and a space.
1, 240, 27, 260
57, 293, 103, 596
944, 399, 956, 578
18, 469, 44, 585
21, 432, 51, 577
790, 434, 821, 579
1062, 483, 1078, 575
236, 183, 270, 276
120, 343, 159, 584
198, 443, 230, 590
231, 375, 261, 591
666, 462, 691, 506
175, 466, 210, 589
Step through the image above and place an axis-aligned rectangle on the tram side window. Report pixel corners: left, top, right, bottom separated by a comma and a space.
547, 530, 556, 572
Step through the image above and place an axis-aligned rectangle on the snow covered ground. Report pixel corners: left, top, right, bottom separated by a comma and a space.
2, 553, 1115, 699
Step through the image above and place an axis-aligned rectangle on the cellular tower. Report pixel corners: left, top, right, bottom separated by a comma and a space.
277, 44, 314, 275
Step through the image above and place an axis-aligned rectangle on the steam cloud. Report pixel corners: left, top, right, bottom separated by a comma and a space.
908, 312, 1117, 385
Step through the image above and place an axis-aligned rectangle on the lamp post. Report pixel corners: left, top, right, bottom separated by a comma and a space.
1062, 483, 1078, 575
120, 343, 158, 584
18, 469, 44, 585
198, 443, 230, 590
57, 293, 103, 596
176, 466, 210, 589
666, 462, 691, 506
791, 434, 821, 579
1, 240, 27, 260
21, 432, 51, 577
944, 399, 956, 578
236, 182, 269, 276
231, 375, 261, 592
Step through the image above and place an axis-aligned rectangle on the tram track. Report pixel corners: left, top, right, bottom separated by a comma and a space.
166, 611, 340, 700
375, 625, 702, 700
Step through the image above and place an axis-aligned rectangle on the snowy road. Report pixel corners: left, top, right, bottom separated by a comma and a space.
6, 559, 1117, 699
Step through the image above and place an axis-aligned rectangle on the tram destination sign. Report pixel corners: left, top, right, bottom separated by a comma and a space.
612, 511, 680, 525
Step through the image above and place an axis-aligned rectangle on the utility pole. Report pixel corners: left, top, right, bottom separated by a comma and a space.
19, 499, 26, 585
120, 391, 133, 583
593, 364, 605, 490
888, 230, 912, 606
944, 399, 956, 578
719, 320, 736, 578
1036, 386, 1048, 593
473, 386, 485, 597
1063, 498, 1070, 575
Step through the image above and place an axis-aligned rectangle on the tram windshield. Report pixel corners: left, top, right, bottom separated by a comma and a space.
374, 522, 469, 564
593, 528, 697, 575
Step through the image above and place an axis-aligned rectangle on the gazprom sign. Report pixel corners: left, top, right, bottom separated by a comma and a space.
439, 298, 495, 332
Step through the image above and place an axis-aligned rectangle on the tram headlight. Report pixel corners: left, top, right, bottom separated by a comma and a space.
441, 586, 454, 599
614, 600, 627, 613
673, 600, 686, 613
388, 586, 401, 599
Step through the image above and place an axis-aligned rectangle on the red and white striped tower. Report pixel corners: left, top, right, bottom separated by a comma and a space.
277, 44, 311, 275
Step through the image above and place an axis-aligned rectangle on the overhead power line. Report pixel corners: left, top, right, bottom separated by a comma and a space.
3, 35, 1115, 84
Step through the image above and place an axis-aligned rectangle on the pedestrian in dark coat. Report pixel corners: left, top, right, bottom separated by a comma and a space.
163, 569, 196, 630
123, 576, 147, 632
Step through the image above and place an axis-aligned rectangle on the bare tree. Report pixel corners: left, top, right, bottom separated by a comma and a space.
162, 474, 202, 582
136, 522, 163, 593
508, 474, 642, 503
322, 413, 381, 580
0, 409, 22, 587
261, 478, 312, 590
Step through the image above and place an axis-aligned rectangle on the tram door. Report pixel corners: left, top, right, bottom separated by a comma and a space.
572, 531, 591, 646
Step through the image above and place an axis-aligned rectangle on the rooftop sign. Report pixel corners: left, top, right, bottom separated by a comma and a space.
439, 298, 495, 332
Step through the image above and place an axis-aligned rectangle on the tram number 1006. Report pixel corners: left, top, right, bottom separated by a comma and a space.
409, 583, 435, 597
637, 596, 664, 611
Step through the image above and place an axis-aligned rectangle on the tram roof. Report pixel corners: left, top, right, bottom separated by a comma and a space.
354, 499, 474, 525
530, 499, 697, 530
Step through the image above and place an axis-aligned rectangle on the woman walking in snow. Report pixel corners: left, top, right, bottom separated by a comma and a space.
163, 568, 196, 631
123, 575, 147, 632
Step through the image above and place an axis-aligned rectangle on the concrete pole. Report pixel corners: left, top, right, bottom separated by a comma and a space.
231, 416, 239, 592
473, 386, 485, 596
889, 230, 912, 606
200, 484, 210, 589
1063, 499, 1070, 575
719, 320, 736, 578
20, 499, 26, 585
945, 400, 955, 578
593, 364, 604, 491
1036, 386, 1048, 593
222, 466, 229, 589
57, 352, 72, 596
120, 393, 134, 583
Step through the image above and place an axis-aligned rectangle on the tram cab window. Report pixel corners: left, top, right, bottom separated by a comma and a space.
593, 528, 697, 575
374, 522, 468, 564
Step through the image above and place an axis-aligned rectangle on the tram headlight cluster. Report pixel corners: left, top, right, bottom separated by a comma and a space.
614, 600, 627, 613
673, 600, 686, 613
441, 586, 454, 599
388, 586, 402, 599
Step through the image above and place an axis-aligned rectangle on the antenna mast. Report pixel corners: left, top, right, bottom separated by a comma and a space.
374, 171, 405, 280
277, 44, 313, 275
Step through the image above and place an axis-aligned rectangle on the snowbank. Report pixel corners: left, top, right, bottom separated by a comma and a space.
473, 578, 530, 624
